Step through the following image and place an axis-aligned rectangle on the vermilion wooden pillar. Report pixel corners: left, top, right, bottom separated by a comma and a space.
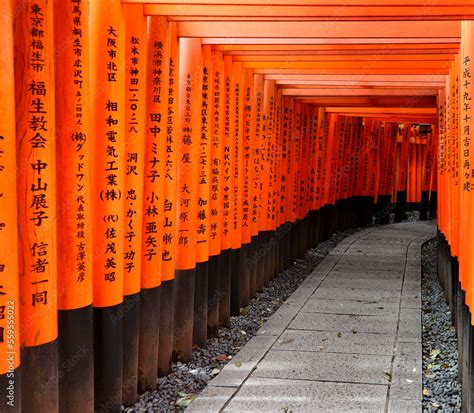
0, 2, 20, 411
261, 79, 275, 285
15, 1, 59, 411
54, 0, 94, 411
158, 20, 179, 377
242, 69, 256, 298
138, 15, 167, 392
122, 4, 147, 405
209, 49, 226, 332
174, 37, 202, 362
90, 1, 126, 410
193, 44, 212, 347
252, 74, 265, 292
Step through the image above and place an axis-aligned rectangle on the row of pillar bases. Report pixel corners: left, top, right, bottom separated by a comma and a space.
0, 195, 436, 413
438, 233, 474, 413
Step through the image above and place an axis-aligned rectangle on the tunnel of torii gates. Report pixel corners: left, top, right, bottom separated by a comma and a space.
1, 0, 474, 412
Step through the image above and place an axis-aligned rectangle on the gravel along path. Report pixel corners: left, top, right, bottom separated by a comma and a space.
124, 228, 359, 412
422, 238, 462, 412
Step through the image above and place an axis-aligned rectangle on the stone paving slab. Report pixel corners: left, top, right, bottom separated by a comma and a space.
388, 399, 423, 413
274, 329, 395, 355
300, 298, 399, 317
252, 349, 392, 385
395, 342, 421, 358
335, 262, 405, 271
207, 335, 277, 388
311, 286, 401, 303
187, 386, 236, 412
328, 269, 404, 280
404, 270, 422, 284
338, 254, 407, 262
320, 277, 403, 291
224, 377, 388, 413
255, 301, 305, 337
187, 222, 436, 412
400, 296, 421, 310
389, 353, 422, 400
290, 312, 398, 334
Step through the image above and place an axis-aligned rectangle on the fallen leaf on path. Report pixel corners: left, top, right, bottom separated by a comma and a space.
175, 393, 196, 408
278, 338, 295, 345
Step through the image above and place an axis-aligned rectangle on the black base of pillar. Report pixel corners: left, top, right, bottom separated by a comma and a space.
173, 269, 195, 362
230, 248, 241, 316
284, 222, 292, 269
158, 280, 174, 377
138, 286, 160, 392
349, 197, 357, 228
248, 236, 258, 299
461, 297, 471, 411
365, 197, 375, 226
437, 233, 454, 318
255, 234, 265, 293
274, 227, 280, 277
394, 191, 407, 223
406, 202, 421, 212
290, 223, 299, 263
276, 225, 283, 274
310, 210, 319, 248
122, 293, 140, 406
300, 217, 309, 256
335, 199, 343, 232
420, 191, 430, 221
240, 243, 250, 308
94, 304, 123, 413
219, 249, 231, 327
262, 231, 272, 286
429, 191, 437, 218
21, 340, 58, 413
374, 195, 392, 225
207, 255, 220, 338
193, 261, 209, 348
58, 305, 94, 413
318, 207, 327, 241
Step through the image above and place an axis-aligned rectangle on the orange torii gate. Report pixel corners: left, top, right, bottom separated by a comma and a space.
1, 1, 473, 412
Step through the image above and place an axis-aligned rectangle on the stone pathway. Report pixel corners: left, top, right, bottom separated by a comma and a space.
187, 221, 437, 413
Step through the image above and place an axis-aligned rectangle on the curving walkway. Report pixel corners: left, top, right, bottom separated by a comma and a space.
187, 221, 437, 413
